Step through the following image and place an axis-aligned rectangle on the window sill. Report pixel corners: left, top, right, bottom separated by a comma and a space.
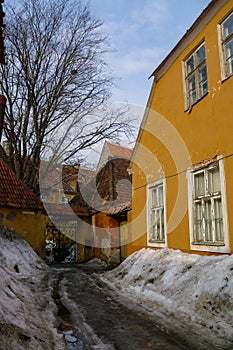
192, 241, 225, 247
185, 91, 209, 113
221, 73, 233, 83
147, 238, 167, 248
190, 241, 229, 253
149, 239, 165, 244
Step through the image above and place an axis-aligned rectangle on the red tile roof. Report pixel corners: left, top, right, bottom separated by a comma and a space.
0, 157, 42, 209
63, 165, 96, 187
96, 141, 133, 172
40, 160, 77, 194
106, 141, 133, 160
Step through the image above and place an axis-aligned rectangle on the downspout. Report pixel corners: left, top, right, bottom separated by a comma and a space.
118, 220, 122, 263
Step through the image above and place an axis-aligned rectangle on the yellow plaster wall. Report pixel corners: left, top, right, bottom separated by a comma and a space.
0, 207, 45, 258
129, 0, 233, 255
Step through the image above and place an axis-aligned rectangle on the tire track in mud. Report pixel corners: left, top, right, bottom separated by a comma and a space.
52, 272, 85, 350
56, 266, 192, 350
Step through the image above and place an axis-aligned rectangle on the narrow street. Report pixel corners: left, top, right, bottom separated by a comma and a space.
49, 262, 196, 350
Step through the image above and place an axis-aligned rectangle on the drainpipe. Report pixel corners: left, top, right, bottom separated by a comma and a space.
118, 220, 122, 263
0, 94, 6, 143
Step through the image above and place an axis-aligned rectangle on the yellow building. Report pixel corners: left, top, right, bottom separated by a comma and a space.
0, 157, 45, 258
129, 0, 233, 256
40, 161, 94, 263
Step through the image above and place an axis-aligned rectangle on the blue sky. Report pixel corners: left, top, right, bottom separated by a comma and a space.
89, 0, 211, 108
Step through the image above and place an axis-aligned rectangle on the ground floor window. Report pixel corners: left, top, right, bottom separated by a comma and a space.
147, 180, 166, 246
188, 158, 229, 253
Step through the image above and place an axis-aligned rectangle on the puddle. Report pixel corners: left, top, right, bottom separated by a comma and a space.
64, 330, 85, 350
52, 275, 85, 350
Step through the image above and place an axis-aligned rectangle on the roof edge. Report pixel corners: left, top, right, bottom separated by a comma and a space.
149, 0, 228, 81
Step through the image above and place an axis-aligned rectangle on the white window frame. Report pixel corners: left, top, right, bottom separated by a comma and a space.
187, 157, 229, 253
147, 179, 167, 248
183, 41, 208, 110
218, 10, 233, 80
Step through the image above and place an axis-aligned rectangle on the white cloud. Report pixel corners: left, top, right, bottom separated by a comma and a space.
131, 0, 169, 29
110, 47, 166, 77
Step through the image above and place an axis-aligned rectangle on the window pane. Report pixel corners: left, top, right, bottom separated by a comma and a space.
187, 74, 197, 105
225, 38, 233, 59
194, 172, 205, 197
194, 202, 203, 241
205, 200, 213, 241
223, 14, 233, 40
198, 64, 208, 97
196, 44, 206, 64
151, 188, 157, 207
158, 208, 165, 241
158, 185, 163, 206
226, 56, 233, 77
186, 56, 194, 74
225, 38, 233, 76
150, 210, 157, 239
214, 199, 223, 242
208, 167, 220, 193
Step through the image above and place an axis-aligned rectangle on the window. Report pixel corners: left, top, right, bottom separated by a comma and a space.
184, 42, 208, 108
62, 196, 69, 205
40, 194, 47, 202
219, 11, 233, 79
188, 159, 229, 253
147, 180, 166, 246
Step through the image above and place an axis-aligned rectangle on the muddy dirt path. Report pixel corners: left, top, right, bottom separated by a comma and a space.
50, 263, 195, 350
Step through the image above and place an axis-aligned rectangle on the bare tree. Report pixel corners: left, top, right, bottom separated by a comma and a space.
0, 0, 134, 193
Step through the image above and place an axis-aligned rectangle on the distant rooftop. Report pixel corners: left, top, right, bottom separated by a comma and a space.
96, 140, 133, 172
0, 157, 42, 209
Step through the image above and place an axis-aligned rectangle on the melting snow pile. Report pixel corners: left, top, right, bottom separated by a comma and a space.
101, 248, 233, 349
0, 226, 64, 350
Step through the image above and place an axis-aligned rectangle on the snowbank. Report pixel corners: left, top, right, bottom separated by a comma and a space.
0, 226, 65, 350
101, 248, 233, 349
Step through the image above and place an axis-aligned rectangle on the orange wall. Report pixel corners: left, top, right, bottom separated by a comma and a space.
94, 212, 120, 247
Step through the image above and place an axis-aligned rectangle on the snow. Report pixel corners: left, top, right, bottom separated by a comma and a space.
0, 227, 114, 350
1, 224, 233, 349
0, 226, 65, 350
101, 247, 233, 349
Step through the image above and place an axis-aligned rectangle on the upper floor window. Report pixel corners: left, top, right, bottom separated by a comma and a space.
184, 42, 208, 108
219, 11, 233, 79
